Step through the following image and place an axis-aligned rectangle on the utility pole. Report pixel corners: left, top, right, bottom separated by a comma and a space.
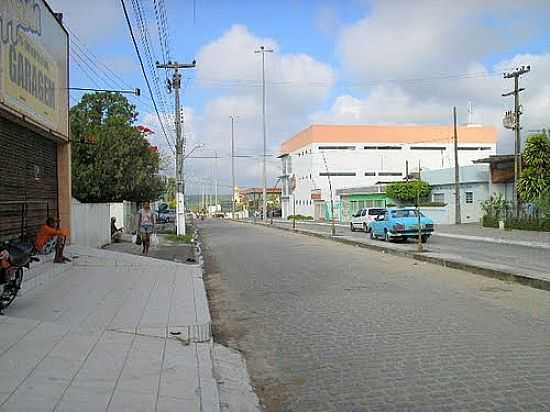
503, 65, 530, 218
417, 160, 423, 253
453, 106, 461, 224
214, 151, 218, 211
230, 116, 237, 218
156, 60, 196, 236
405, 160, 409, 183
255, 46, 273, 222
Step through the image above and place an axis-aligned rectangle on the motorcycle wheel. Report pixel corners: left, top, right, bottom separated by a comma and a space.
1, 268, 23, 309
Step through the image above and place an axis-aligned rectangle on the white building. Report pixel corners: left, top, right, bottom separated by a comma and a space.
279, 125, 497, 220
423, 164, 491, 224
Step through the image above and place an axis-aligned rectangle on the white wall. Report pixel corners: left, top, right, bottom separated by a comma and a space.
422, 207, 452, 225
71, 199, 111, 248
110, 203, 124, 228
288, 142, 496, 217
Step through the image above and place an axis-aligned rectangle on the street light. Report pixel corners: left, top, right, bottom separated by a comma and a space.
184, 143, 205, 160
67, 87, 141, 96
254, 46, 274, 222
229, 115, 239, 219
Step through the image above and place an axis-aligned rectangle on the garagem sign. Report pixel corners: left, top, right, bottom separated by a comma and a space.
0, 0, 68, 139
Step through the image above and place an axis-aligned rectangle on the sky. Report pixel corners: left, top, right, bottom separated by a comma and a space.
47, 0, 550, 194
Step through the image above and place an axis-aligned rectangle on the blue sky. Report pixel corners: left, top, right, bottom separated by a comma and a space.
48, 0, 550, 192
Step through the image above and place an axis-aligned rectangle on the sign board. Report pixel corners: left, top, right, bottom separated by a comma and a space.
0, 0, 68, 139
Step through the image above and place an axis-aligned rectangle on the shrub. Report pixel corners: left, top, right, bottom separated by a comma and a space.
287, 214, 314, 221
386, 181, 431, 202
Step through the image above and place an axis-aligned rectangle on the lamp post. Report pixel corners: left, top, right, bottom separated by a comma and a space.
254, 46, 273, 222
230, 115, 238, 219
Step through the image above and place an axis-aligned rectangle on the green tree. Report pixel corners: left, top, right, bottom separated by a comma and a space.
71, 92, 165, 203
385, 180, 431, 203
517, 134, 550, 213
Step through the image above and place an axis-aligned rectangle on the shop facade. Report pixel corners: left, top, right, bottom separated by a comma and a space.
0, 0, 70, 241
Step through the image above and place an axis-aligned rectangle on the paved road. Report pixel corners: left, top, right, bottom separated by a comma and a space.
200, 219, 550, 412
268, 220, 550, 277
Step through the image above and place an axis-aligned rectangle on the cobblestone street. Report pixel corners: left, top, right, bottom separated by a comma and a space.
201, 220, 550, 412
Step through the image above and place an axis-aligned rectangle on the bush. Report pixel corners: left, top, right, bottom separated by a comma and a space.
287, 214, 314, 221
386, 181, 431, 202
504, 217, 550, 232
482, 215, 499, 228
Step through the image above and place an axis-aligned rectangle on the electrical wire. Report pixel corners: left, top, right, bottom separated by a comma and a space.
120, 0, 175, 154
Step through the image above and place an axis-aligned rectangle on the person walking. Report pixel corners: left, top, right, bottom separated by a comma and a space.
137, 202, 156, 256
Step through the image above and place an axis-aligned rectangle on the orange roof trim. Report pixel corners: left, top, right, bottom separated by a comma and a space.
281, 125, 497, 154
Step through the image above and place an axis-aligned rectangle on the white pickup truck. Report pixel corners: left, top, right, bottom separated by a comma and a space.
350, 208, 386, 232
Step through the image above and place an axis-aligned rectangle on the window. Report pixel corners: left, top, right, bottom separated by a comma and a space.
318, 145, 356, 150
368, 208, 386, 216
364, 146, 401, 150
364, 172, 376, 176
378, 172, 403, 177
458, 147, 493, 151
465, 191, 474, 204
433, 193, 445, 203
319, 172, 356, 177
410, 146, 446, 151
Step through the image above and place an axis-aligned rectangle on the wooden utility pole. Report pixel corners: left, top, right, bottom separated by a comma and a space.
453, 106, 461, 224
503, 65, 530, 218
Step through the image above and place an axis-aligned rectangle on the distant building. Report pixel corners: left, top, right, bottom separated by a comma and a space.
279, 125, 497, 219
238, 188, 282, 215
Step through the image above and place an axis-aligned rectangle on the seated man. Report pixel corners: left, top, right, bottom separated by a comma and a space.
35, 217, 70, 263
111, 217, 123, 243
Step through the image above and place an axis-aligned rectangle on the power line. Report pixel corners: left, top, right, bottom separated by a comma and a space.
120, 0, 175, 154
130, 0, 175, 140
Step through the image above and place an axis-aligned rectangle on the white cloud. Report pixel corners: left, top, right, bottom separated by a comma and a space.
321, 1, 550, 155
177, 24, 337, 191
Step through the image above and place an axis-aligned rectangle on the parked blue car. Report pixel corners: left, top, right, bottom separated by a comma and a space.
368, 208, 434, 243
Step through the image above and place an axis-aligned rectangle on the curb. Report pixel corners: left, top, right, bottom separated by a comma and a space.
232, 219, 550, 292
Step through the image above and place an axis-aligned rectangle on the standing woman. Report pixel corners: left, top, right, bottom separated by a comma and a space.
137, 202, 156, 256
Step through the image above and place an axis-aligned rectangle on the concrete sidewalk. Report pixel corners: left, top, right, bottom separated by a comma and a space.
268, 219, 550, 249
0, 246, 220, 412
434, 223, 550, 249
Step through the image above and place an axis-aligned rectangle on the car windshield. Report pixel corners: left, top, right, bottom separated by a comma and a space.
392, 209, 420, 218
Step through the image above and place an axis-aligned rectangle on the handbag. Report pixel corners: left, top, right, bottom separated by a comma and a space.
151, 234, 159, 248
135, 233, 142, 245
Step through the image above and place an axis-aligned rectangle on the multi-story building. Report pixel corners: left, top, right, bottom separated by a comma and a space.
279, 125, 497, 220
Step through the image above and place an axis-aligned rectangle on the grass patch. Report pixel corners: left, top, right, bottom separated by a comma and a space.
165, 233, 194, 243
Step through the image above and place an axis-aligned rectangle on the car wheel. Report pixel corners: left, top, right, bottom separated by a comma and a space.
421, 235, 429, 243
384, 230, 390, 242
363, 223, 368, 232
350, 223, 355, 232
370, 230, 375, 240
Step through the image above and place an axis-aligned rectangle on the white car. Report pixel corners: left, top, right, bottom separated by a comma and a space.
350, 208, 386, 232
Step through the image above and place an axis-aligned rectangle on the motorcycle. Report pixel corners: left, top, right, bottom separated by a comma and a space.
0, 240, 38, 313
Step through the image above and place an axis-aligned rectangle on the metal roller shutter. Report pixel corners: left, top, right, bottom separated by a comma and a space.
0, 117, 58, 241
